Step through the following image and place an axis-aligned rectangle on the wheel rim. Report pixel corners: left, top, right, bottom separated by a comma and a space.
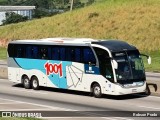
33, 79, 38, 88
94, 86, 101, 95
24, 78, 29, 86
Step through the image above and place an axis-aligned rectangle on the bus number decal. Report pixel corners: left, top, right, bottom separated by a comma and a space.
44, 62, 63, 77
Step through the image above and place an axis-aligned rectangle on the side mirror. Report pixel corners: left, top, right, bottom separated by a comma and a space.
147, 56, 151, 65
113, 59, 118, 69
141, 54, 151, 65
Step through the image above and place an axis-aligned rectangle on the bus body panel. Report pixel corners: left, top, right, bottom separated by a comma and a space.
7, 38, 147, 96
8, 57, 118, 94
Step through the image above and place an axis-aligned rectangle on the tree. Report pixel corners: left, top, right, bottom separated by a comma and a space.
2, 12, 28, 25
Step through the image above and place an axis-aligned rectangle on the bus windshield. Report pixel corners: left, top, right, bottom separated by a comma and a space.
112, 50, 145, 83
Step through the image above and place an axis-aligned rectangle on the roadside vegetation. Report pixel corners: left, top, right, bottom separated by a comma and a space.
0, 47, 7, 59
143, 51, 160, 72
0, 0, 159, 71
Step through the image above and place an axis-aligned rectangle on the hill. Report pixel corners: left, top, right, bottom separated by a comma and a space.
0, 0, 160, 52
0, 0, 160, 71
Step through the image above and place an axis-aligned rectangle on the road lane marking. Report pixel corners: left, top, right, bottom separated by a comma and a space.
113, 117, 133, 120
12, 88, 48, 95
0, 109, 50, 111
138, 105, 160, 110
0, 102, 20, 104
134, 94, 160, 99
0, 97, 77, 111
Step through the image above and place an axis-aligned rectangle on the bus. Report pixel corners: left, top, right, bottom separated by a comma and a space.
7, 38, 151, 97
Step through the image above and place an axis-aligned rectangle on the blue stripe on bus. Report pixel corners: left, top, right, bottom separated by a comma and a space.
15, 58, 72, 89
14, 58, 100, 89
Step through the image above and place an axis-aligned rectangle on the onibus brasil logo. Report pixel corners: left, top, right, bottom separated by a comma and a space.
44, 61, 63, 77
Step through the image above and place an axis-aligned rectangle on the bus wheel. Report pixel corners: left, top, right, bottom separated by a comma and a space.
93, 83, 102, 98
31, 77, 39, 90
23, 76, 31, 89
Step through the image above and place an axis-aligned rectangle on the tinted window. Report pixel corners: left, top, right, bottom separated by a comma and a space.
16, 46, 25, 58
75, 48, 81, 62
93, 47, 114, 82
52, 47, 60, 60
59, 47, 66, 61
40, 46, 48, 59
8, 44, 15, 57
26, 45, 39, 59
83, 48, 96, 64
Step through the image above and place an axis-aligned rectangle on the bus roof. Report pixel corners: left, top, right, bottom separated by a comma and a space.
9, 38, 137, 52
11, 38, 97, 44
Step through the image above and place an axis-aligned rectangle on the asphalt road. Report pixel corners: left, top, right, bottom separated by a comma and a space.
0, 79, 160, 120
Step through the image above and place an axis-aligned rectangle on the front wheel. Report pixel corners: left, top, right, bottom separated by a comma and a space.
31, 77, 39, 90
92, 83, 102, 98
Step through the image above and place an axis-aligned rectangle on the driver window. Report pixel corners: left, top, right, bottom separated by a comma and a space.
93, 47, 114, 82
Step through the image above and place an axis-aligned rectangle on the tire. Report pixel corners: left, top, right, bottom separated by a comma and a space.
31, 77, 39, 90
23, 76, 31, 89
92, 83, 102, 98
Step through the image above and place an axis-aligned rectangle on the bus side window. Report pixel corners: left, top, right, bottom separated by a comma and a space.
26, 46, 32, 58
59, 47, 65, 61
83, 48, 96, 65
16, 46, 24, 58
8, 44, 15, 57
52, 47, 60, 60
40, 47, 48, 59
66, 47, 75, 61
47, 47, 52, 60
75, 48, 81, 62
32, 46, 39, 59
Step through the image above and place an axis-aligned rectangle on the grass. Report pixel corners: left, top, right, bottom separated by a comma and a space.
0, 0, 160, 71
143, 51, 160, 72
0, 0, 160, 51
0, 47, 7, 59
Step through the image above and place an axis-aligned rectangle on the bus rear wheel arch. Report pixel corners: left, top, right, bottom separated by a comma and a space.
31, 76, 39, 90
22, 75, 31, 89
91, 82, 102, 98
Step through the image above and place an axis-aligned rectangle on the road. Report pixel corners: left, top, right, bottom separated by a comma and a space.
0, 79, 160, 120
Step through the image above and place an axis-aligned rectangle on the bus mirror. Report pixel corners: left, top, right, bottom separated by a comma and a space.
113, 59, 118, 69
147, 56, 151, 65
141, 54, 151, 65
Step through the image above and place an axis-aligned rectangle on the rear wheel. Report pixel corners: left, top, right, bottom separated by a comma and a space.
92, 83, 102, 98
23, 76, 31, 89
31, 77, 39, 90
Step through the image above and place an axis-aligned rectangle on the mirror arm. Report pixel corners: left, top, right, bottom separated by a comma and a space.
140, 54, 149, 58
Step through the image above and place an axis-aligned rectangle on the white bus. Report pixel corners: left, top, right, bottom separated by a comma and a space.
7, 38, 151, 97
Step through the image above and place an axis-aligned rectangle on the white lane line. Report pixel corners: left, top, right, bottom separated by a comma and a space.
0, 102, 20, 104
12, 88, 48, 95
113, 117, 133, 120
0, 109, 50, 111
134, 94, 160, 99
101, 117, 120, 120
0, 97, 77, 111
138, 105, 160, 110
